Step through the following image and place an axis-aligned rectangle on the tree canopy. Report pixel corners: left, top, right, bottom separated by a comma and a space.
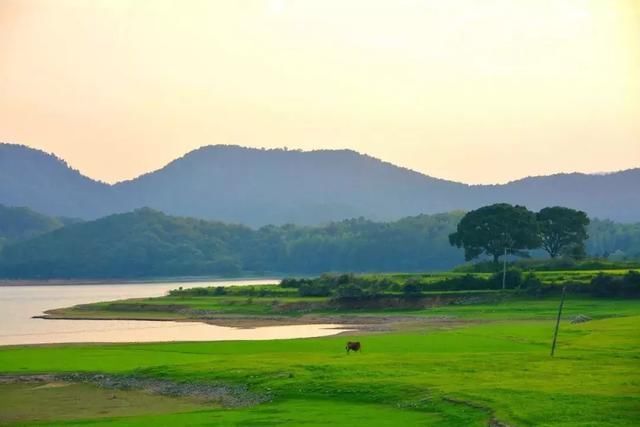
537, 207, 590, 258
449, 203, 541, 263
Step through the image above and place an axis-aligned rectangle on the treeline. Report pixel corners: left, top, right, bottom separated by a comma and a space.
281, 270, 640, 299
0, 206, 639, 279
586, 219, 640, 260
0, 208, 463, 278
170, 270, 640, 300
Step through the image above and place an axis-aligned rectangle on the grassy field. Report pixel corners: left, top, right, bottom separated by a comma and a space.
1, 295, 639, 426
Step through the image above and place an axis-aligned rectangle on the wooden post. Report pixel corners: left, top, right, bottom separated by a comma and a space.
550, 286, 566, 357
502, 247, 507, 290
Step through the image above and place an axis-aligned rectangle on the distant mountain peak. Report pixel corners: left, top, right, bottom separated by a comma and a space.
1, 142, 639, 224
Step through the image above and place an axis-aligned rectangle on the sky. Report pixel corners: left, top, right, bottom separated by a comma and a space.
0, 0, 638, 184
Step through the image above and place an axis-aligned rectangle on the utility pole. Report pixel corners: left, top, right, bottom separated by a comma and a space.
502, 246, 507, 290
550, 286, 567, 357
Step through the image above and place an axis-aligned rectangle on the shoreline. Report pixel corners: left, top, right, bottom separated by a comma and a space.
37, 310, 465, 332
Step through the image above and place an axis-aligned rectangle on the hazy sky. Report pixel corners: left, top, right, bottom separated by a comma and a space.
1, 0, 638, 184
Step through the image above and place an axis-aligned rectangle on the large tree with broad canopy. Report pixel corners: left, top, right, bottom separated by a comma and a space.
449, 203, 540, 263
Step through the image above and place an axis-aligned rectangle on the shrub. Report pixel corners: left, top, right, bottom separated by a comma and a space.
334, 284, 365, 299
280, 278, 311, 288
336, 273, 355, 285
365, 283, 384, 297
490, 269, 523, 289
428, 274, 490, 291
168, 286, 208, 296
376, 278, 395, 290
280, 278, 299, 288
584, 271, 640, 297
298, 283, 331, 297
522, 272, 543, 296
402, 282, 422, 297
590, 273, 618, 297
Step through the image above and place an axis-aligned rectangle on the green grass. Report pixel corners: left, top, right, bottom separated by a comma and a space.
1, 297, 639, 426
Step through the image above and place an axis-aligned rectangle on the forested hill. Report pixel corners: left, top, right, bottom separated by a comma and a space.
0, 207, 639, 279
1, 143, 639, 225
0, 208, 464, 278
0, 204, 65, 250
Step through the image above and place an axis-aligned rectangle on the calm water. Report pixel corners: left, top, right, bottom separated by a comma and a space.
0, 280, 348, 346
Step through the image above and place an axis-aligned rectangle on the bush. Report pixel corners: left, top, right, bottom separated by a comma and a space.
280, 278, 299, 288
168, 286, 209, 296
334, 284, 365, 299
621, 271, 640, 296
428, 274, 491, 291
490, 269, 523, 289
402, 282, 422, 297
365, 283, 384, 298
522, 272, 543, 296
588, 271, 640, 297
280, 278, 312, 288
336, 273, 355, 285
590, 273, 618, 297
376, 278, 395, 290
298, 283, 331, 297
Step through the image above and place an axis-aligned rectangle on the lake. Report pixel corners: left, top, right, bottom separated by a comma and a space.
0, 279, 349, 346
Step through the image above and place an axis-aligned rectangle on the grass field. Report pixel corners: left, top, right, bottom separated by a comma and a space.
2, 295, 639, 426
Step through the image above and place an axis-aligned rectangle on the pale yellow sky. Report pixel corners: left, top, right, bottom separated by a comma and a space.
1, 0, 639, 184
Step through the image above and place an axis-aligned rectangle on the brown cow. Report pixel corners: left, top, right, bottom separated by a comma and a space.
346, 341, 361, 353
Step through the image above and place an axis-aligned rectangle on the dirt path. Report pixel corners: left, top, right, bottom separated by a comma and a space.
0, 373, 268, 407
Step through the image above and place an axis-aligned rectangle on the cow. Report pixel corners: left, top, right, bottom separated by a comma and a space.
346, 341, 361, 353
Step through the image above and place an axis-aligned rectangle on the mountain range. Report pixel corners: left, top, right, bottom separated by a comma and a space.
1, 143, 639, 226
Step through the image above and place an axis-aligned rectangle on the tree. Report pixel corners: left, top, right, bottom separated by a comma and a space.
449, 204, 540, 264
334, 284, 365, 299
536, 207, 589, 258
